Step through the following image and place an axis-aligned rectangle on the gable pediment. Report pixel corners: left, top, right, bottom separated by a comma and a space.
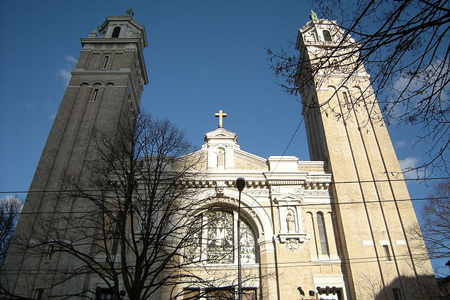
204, 128, 238, 150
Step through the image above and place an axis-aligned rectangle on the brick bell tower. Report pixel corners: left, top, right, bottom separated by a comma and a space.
2, 13, 148, 298
295, 13, 436, 299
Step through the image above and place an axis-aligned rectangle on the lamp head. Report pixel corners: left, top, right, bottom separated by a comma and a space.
236, 177, 245, 192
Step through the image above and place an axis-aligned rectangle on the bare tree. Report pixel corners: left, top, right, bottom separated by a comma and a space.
268, 0, 449, 175
1, 112, 267, 300
0, 196, 22, 267
412, 179, 450, 266
2, 113, 222, 300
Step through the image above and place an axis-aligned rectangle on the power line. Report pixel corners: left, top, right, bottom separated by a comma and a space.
1, 175, 449, 195
0, 196, 447, 215
0, 253, 424, 274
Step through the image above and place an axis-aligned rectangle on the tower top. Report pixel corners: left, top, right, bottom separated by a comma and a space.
80, 15, 149, 85
296, 18, 355, 49
94, 16, 148, 47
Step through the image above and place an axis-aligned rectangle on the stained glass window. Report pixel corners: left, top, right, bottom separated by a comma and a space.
240, 221, 256, 264
186, 216, 203, 263
187, 210, 256, 264
207, 211, 234, 263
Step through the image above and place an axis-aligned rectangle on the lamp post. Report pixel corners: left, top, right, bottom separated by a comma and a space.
236, 177, 245, 300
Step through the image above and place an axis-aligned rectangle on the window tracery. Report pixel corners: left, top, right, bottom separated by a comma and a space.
207, 211, 234, 263
187, 210, 256, 264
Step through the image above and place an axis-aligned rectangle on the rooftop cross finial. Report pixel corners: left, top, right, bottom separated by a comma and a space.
310, 10, 318, 20
126, 8, 134, 17
215, 110, 227, 128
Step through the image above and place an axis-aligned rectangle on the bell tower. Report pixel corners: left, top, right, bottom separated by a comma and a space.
296, 15, 436, 299
2, 14, 148, 298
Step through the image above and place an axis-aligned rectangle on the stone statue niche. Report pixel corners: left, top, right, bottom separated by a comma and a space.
286, 209, 296, 233
217, 147, 225, 169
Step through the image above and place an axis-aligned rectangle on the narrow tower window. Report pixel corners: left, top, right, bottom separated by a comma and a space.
101, 56, 109, 69
91, 89, 99, 102
112, 26, 121, 38
317, 213, 329, 256
46, 244, 55, 261
342, 92, 350, 105
383, 245, 392, 261
34, 289, 44, 300
323, 30, 332, 41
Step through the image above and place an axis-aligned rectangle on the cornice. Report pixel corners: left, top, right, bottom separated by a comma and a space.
71, 70, 131, 76
80, 38, 142, 46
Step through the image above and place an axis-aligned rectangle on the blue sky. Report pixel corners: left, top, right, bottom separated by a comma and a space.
0, 0, 446, 274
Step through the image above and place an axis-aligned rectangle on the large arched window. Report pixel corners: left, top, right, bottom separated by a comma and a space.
187, 210, 256, 264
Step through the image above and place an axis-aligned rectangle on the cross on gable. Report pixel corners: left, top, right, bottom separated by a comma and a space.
215, 110, 227, 128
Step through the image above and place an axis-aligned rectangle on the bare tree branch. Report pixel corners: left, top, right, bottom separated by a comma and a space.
0, 196, 22, 267
269, 0, 450, 176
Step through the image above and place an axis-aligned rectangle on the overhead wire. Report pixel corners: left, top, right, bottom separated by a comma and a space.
1, 176, 449, 195
0, 196, 448, 216
0, 253, 422, 274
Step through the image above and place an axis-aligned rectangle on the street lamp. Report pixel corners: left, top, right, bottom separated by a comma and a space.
236, 177, 245, 300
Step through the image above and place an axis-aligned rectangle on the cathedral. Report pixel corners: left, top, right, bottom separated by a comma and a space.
1, 13, 437, 300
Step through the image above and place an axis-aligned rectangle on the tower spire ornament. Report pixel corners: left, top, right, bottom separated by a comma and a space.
126, 8, 134, 17
215, 109, 227, 128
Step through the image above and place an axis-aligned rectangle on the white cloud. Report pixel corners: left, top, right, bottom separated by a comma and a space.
395, 139, 407, 148
399, 156, 419, 170
64, 55, 78, 64
56, 54, 77, 86
398, 156, 424, 179
57, 69, 71, 86
25, 102, 34, 109
393, 59, 450, 97
388, 58, 450, 122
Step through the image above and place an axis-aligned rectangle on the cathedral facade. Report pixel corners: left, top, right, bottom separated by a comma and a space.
1, 14, 436, 300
